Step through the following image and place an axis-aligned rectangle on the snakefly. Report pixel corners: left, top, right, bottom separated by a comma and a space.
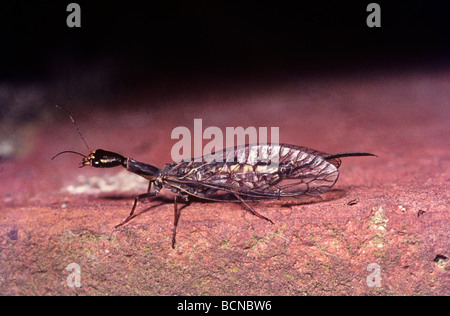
52, 106, 375, 248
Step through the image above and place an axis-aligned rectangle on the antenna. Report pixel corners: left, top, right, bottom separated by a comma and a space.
51, 150, 87, 161
56, 105, 91, 152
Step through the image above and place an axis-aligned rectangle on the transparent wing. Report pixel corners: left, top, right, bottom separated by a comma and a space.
161, 144, 340, 201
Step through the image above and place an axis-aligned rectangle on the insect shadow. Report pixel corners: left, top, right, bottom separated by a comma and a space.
98, 194, 173, 222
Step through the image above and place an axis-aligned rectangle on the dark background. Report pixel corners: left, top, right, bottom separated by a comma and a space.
0, 1, 449, 124
1, 1, 449, 87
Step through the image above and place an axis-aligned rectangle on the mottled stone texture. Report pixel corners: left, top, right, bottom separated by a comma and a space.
1, 71, 448, 295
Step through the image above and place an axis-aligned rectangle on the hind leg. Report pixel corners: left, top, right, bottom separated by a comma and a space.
232, 192, 274, 224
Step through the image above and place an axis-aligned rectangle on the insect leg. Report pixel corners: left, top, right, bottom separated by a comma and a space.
171, 196, 180, 249
115, 191, 157, 228
232, 192, 274, 224
171, 195, 191, 249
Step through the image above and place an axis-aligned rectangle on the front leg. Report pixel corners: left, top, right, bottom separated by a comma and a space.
115, 191, 157, 228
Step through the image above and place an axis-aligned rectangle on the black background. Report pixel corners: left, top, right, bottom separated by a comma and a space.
0, 1, 449, 110
2, 2, 449, 79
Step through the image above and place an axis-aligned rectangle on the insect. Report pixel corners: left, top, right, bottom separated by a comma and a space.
52, 107, 375, 248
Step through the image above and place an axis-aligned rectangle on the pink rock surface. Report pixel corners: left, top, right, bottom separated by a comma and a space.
0, 70, 448, 295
